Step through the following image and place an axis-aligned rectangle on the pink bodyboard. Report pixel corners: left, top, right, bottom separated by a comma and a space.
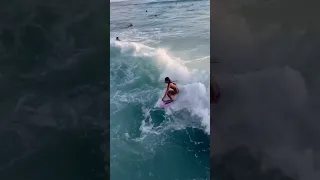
160, 100, 173, 108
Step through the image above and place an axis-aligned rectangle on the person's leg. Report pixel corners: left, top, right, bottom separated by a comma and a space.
175, 88, 179, 94
167, 90, 174, 101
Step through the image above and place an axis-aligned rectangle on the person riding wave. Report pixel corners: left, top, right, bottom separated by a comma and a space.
162, 77, 179, 102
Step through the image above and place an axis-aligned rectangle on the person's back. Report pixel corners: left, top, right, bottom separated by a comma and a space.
169, 82, 177, 90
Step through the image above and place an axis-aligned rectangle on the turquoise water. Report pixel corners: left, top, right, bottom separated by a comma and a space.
110, 0, 210, 179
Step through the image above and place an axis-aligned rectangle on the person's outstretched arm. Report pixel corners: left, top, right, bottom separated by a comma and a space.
162, 85, 169, 101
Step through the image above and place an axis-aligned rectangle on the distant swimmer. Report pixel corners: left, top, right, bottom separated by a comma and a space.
116, 37, 121, 41
162, 77, 179, 102
146, 10, 148, 12
128, 23, 133, 28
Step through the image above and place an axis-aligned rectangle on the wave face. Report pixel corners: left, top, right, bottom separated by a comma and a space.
110, 0, 210, 179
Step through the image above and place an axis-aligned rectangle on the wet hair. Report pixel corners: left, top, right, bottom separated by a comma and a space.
165, 77, 171, 83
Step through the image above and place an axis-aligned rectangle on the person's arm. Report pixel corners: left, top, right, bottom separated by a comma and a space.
162, 85, 170, 101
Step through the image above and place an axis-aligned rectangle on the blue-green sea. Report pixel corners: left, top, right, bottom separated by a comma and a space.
110, 0, 210, 179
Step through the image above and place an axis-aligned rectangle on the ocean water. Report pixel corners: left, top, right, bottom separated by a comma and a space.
110, 0, 210, 179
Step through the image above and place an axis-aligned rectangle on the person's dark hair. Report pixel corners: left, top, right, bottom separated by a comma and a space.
165, 77, 171, 83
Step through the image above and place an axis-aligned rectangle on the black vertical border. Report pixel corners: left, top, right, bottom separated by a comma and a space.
106, 0, 111, 179
106, 0, 111, 178
210, 1, 214, 179
0, 0, 110, 179
208, 1, 306, 180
